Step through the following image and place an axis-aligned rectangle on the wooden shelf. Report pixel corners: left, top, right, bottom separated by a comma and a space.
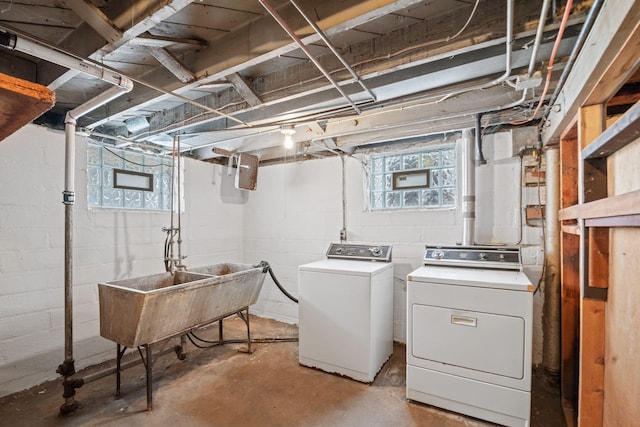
559, 189, 640, 222
0, 72, 55, 143
582, 100, 640, 159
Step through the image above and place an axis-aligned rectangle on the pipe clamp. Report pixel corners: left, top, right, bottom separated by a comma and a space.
62, 191, 75, 205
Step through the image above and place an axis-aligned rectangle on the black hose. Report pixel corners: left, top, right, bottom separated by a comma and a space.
255, 261, 299, 304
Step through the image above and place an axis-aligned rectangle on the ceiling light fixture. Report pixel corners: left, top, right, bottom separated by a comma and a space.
280, 124, 296, 149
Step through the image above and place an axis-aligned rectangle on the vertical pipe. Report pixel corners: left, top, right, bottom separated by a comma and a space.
340, 155, 347, 242
543, 146, 561, 384
58, 82, 133, 414
461, 129, 476, 246
58, 116, 78, 414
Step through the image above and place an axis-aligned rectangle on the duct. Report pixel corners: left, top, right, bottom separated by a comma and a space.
542, 146, 561, 384
288, 0, 376, 102
460, 129, 475, 246
259, 0, 362, 115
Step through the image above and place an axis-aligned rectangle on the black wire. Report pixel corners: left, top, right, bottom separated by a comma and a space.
100, 144, 171, 168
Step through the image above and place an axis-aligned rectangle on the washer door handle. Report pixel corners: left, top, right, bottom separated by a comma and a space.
451, 315, 477, 327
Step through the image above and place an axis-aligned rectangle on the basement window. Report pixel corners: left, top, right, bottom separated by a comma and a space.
87, 143, 177, 211
369, 146, 456, 210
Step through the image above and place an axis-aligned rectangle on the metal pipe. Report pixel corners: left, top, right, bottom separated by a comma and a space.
527, 0, 552, 77
544, 0, 604, 127
341, 155, 347, 242
438, 0, 514, 104
288, 0, 376, 102
543, 146, 561, 384
258, 0, 362, 115
461, 129, 475, 246
57, 78, 133, 416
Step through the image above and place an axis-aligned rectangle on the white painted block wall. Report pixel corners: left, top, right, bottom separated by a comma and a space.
0, 125, 245, 397
246, 130, 544, 363
0, 124, 545, 398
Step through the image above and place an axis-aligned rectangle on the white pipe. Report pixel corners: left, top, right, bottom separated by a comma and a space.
527, 0, 552, 78
460, 129, 475, 246
543, 146, 561, 382
5, 33, 129, 88
60, 82, 133, 414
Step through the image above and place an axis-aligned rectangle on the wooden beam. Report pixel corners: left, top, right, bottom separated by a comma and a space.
542, 0, 640, 143
588, 228, 609, 289
578, 298, 606, 426
559, 189, 640, 220
559, 133, 580, 422
145, 47, 196, 83
561, 231, 580, 419
226, 73, 262, 107
579, 105, 607, 203
583, 101, 640, 159
64, 0, 123, 44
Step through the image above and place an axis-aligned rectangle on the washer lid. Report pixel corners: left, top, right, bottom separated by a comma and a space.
299, 259, 393, 276
408, 265, 533, 292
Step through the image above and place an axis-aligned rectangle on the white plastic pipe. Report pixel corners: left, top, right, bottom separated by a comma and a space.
460, 129, 475, 246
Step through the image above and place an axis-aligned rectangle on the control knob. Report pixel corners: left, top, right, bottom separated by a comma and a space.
369, 246, 382, 257
432, 250, 445, 260
479, 252, 488, 261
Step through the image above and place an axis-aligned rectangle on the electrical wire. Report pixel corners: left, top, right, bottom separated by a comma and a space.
533, 147, 547, 295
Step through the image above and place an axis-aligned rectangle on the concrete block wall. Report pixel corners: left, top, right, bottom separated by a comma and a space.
0, 124, 545, 398
246, 131, 544, 364
0, 125, 244, 397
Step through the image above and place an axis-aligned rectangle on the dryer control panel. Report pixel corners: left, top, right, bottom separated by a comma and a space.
424, 245, 521, 270
326, 243, 392, 262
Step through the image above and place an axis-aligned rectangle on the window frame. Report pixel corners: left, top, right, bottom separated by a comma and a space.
86, 143, 180, 212
368, 144, 457, 211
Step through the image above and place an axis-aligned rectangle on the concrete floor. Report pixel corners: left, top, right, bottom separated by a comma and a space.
0, 316, 565, 426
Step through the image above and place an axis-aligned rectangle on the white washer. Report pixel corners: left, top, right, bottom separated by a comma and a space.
298, 243, 393, 383
406, 245, 533, 427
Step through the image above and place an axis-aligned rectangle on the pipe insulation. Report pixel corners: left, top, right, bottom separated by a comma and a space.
542, 146, 561, 384
460, 129, 475, 246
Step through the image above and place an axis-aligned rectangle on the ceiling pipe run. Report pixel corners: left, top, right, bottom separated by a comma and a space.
288, 0, 376, 103
259, 0, 363, 115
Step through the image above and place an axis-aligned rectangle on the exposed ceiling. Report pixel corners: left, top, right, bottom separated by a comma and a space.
0, 0, 593, 163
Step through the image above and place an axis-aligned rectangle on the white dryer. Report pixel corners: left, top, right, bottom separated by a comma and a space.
407, 245, 533, 427
298, 243, 393, 383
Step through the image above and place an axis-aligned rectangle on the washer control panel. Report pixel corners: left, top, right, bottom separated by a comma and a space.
326, 243, 392, 262
424, 245, 521, 270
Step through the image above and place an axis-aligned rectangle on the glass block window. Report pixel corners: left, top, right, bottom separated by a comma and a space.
370, 145, 457, 210
87, 143, 178, 211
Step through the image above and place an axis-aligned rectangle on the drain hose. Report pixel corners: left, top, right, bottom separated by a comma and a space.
256, 261, 299, 304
